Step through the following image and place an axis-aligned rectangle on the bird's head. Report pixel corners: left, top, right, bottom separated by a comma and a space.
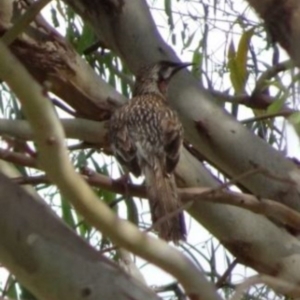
132, 61, 193, 97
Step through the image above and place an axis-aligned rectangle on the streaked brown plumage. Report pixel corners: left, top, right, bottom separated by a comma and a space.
109, 61, 191, 243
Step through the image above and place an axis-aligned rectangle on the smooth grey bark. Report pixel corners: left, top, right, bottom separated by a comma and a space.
0, 171, 159, 300
0, 119, 107, 145
177, 148, 300, 279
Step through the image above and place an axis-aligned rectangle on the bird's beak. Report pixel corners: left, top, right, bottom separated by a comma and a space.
172, 62, 194, 75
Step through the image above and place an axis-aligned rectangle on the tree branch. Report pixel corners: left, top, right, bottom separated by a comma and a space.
0, 169, 160, 300
2, 0, 52, 45
0, 119, 107, 145
0, 40, 221, 300
14, 169, 300, 235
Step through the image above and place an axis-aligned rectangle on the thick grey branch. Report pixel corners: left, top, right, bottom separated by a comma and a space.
0, 119, 107, 145
0, 171, 159, 300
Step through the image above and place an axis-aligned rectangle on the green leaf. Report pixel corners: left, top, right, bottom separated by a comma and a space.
75, 150, 88, 169
266, 96, 285, 114
236, 28, 254, 87
3, 275, 18, 299
20, 284, 38, 300
289, 112, 300, 137
89, 156, 116, 206
228, 29, 254, 94
191, 39, 203, 78
227, 39, 239, 93
183, 30, 196, 50
76, 23, 95, 54
164, 0, 174, 30
60, 194, 76, 229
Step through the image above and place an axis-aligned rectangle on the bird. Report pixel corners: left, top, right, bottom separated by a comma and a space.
109, 60, 192, 243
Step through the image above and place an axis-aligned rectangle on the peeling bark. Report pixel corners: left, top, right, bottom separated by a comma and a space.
0, 0, 126, 120
247, 0, 300, 67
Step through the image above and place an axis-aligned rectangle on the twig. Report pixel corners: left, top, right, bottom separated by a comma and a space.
69, 166, 300, 232
241, 111, 293, 124
68, 142, 93, 152
51, 97, 77, 117
216, 259, 238, 289
259, 168, 296, 185
81, 167, 145, 197
117, 248, 147, 285
231, 274, 300, 300
14, 167, 300, 233
0, 148, 36, 167
253, 60, 293, 94
230, 275, 261, 300
181, 187, 300, 231
84, 168, 300, 232
13, 174, 48, 185
100, 245, 118, 254
1, 0, 52, 45
210, 89, 295, 113
211, 167, 262, 192
153, 282, 186, 300
148, 168, 263, 232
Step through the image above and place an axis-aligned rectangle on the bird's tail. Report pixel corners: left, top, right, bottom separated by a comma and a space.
143, 162, 186, 244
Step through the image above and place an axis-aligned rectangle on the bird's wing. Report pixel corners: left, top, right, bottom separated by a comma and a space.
160, 110, 183, 174
109, 110, 141, 177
